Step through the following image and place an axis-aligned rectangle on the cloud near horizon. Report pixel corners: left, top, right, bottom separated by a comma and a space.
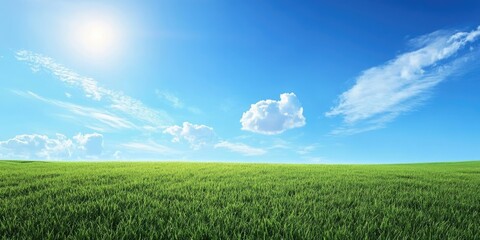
0, 133, 103, 160
326, 26, 480, 135
241, 93, 306, 135
73, 133, 104, 156
121, 141, 176, 155
214, 141, 267, 156
163, 122, 215, 150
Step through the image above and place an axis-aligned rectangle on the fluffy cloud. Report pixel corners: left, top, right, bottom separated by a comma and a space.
0, 134, 72, 159
214, 141, 267, 156
241, 93, 306, 135
326, 26, 480, 134
163, 122, 215, 149
0, 133, 103, 160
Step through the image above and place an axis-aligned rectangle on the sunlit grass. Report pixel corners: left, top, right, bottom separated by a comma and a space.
1, 161, 479, 239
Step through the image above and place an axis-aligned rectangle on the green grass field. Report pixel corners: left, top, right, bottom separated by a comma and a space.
1, 161, 479, 239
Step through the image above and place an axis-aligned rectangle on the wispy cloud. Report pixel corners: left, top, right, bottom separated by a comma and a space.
16, 50, 172, 127
155, 89, 203, 114
297, 144, 317, 155
13, 90, 136, 132
121, 141, 175, 155
155, 90, 183, 108
326, 26, 480, 134
214, 141, 267, 156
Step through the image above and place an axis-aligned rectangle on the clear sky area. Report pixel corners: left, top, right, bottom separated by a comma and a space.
1, 0, 479, 163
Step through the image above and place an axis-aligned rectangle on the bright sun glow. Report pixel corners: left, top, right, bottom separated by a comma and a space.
65, 9, 127, 63
80, 21, 115, 54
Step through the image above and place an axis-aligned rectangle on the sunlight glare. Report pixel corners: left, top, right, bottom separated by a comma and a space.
79, 20, 115, 55
66, 9, 127, 64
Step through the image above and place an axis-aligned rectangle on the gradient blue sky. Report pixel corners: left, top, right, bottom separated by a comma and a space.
1, 0, 479, 163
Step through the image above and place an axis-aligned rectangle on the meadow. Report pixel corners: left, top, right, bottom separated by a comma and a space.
1, 161, 479, 239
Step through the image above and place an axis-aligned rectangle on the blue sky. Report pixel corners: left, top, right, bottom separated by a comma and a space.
1, 0, 479, 163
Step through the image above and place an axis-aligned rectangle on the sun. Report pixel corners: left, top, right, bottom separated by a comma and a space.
84, 22, 112, 50
65, 9, 126, 64
78, 20, 116, 56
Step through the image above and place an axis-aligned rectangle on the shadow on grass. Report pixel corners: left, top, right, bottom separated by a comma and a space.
1, 160, 48, 164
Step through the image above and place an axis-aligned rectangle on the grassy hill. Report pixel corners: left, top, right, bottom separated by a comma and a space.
1, 161, 479, 239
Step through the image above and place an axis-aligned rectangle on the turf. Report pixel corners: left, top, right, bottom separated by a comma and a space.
1, 161, 479, 239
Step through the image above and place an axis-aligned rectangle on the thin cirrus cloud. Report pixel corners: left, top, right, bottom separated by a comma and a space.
326, 26, 480, 135
15, 50, 173, 128
12, 90, 136, 132
121, 141, 176, 155
0, 133, 103, 160
155, 89, 203, 114
155, 90, 183, 108
240, 93, 306, 135
214, 141, 267, 156
163, 122, 216, 150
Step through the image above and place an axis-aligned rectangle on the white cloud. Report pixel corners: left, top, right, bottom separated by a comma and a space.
73, 133, 104, 156
326, 26, 480, 134
113, 151, 122, 159
0, 134, 72, 159
214, 141, 267, 156
155, 90, 183, 108
163, 122, 215, 149
297, 144, 317, 155
0, 133, 103, 160
155, 89, 203, 114
241, 93, 306, 135
16, 50, 102, 100
15, 50, 172, 127
13, 90, 136, 132
121, 141, 174, 155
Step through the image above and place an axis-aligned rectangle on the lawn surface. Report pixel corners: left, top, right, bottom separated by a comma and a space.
1, 161, 479, 239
